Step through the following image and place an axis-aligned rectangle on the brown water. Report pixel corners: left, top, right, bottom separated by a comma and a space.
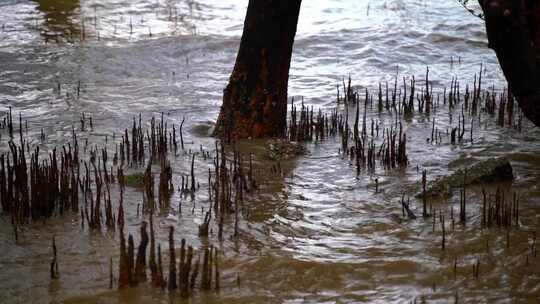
1, 0, 540, 303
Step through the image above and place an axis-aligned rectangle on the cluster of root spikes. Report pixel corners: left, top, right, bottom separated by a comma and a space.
287, 65, 525, 177
1, 108, 262, 298
1, 62, 534, 298
400, 169, 536, 282
116, 217, 220, 298
334, 66, 520, 130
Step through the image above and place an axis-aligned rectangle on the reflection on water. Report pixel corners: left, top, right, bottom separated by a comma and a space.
1, 0, 540, 303
35, 0, 80, 41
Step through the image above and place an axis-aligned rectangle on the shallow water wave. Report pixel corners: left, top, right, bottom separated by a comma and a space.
1, 0, 540, 303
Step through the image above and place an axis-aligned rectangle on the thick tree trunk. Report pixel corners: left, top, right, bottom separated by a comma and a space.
214, 0, 302, 139
480, 0, 540, 127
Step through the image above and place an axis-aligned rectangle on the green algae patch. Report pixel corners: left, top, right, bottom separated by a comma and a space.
124, 172, 145, 188
418, 157, 514, 198
266, 139, 307, 161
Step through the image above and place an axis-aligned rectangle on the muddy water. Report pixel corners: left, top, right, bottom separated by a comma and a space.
1, 0, 540, 303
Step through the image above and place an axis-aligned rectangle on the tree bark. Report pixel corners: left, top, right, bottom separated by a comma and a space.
480, 0, 540, 127
214, 0, 302, 139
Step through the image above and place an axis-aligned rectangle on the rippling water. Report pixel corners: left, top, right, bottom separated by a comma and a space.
1, 0, 540, 303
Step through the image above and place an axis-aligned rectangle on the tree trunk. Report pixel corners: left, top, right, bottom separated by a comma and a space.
214, 0, 302, 139
480, 0, 540, 127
